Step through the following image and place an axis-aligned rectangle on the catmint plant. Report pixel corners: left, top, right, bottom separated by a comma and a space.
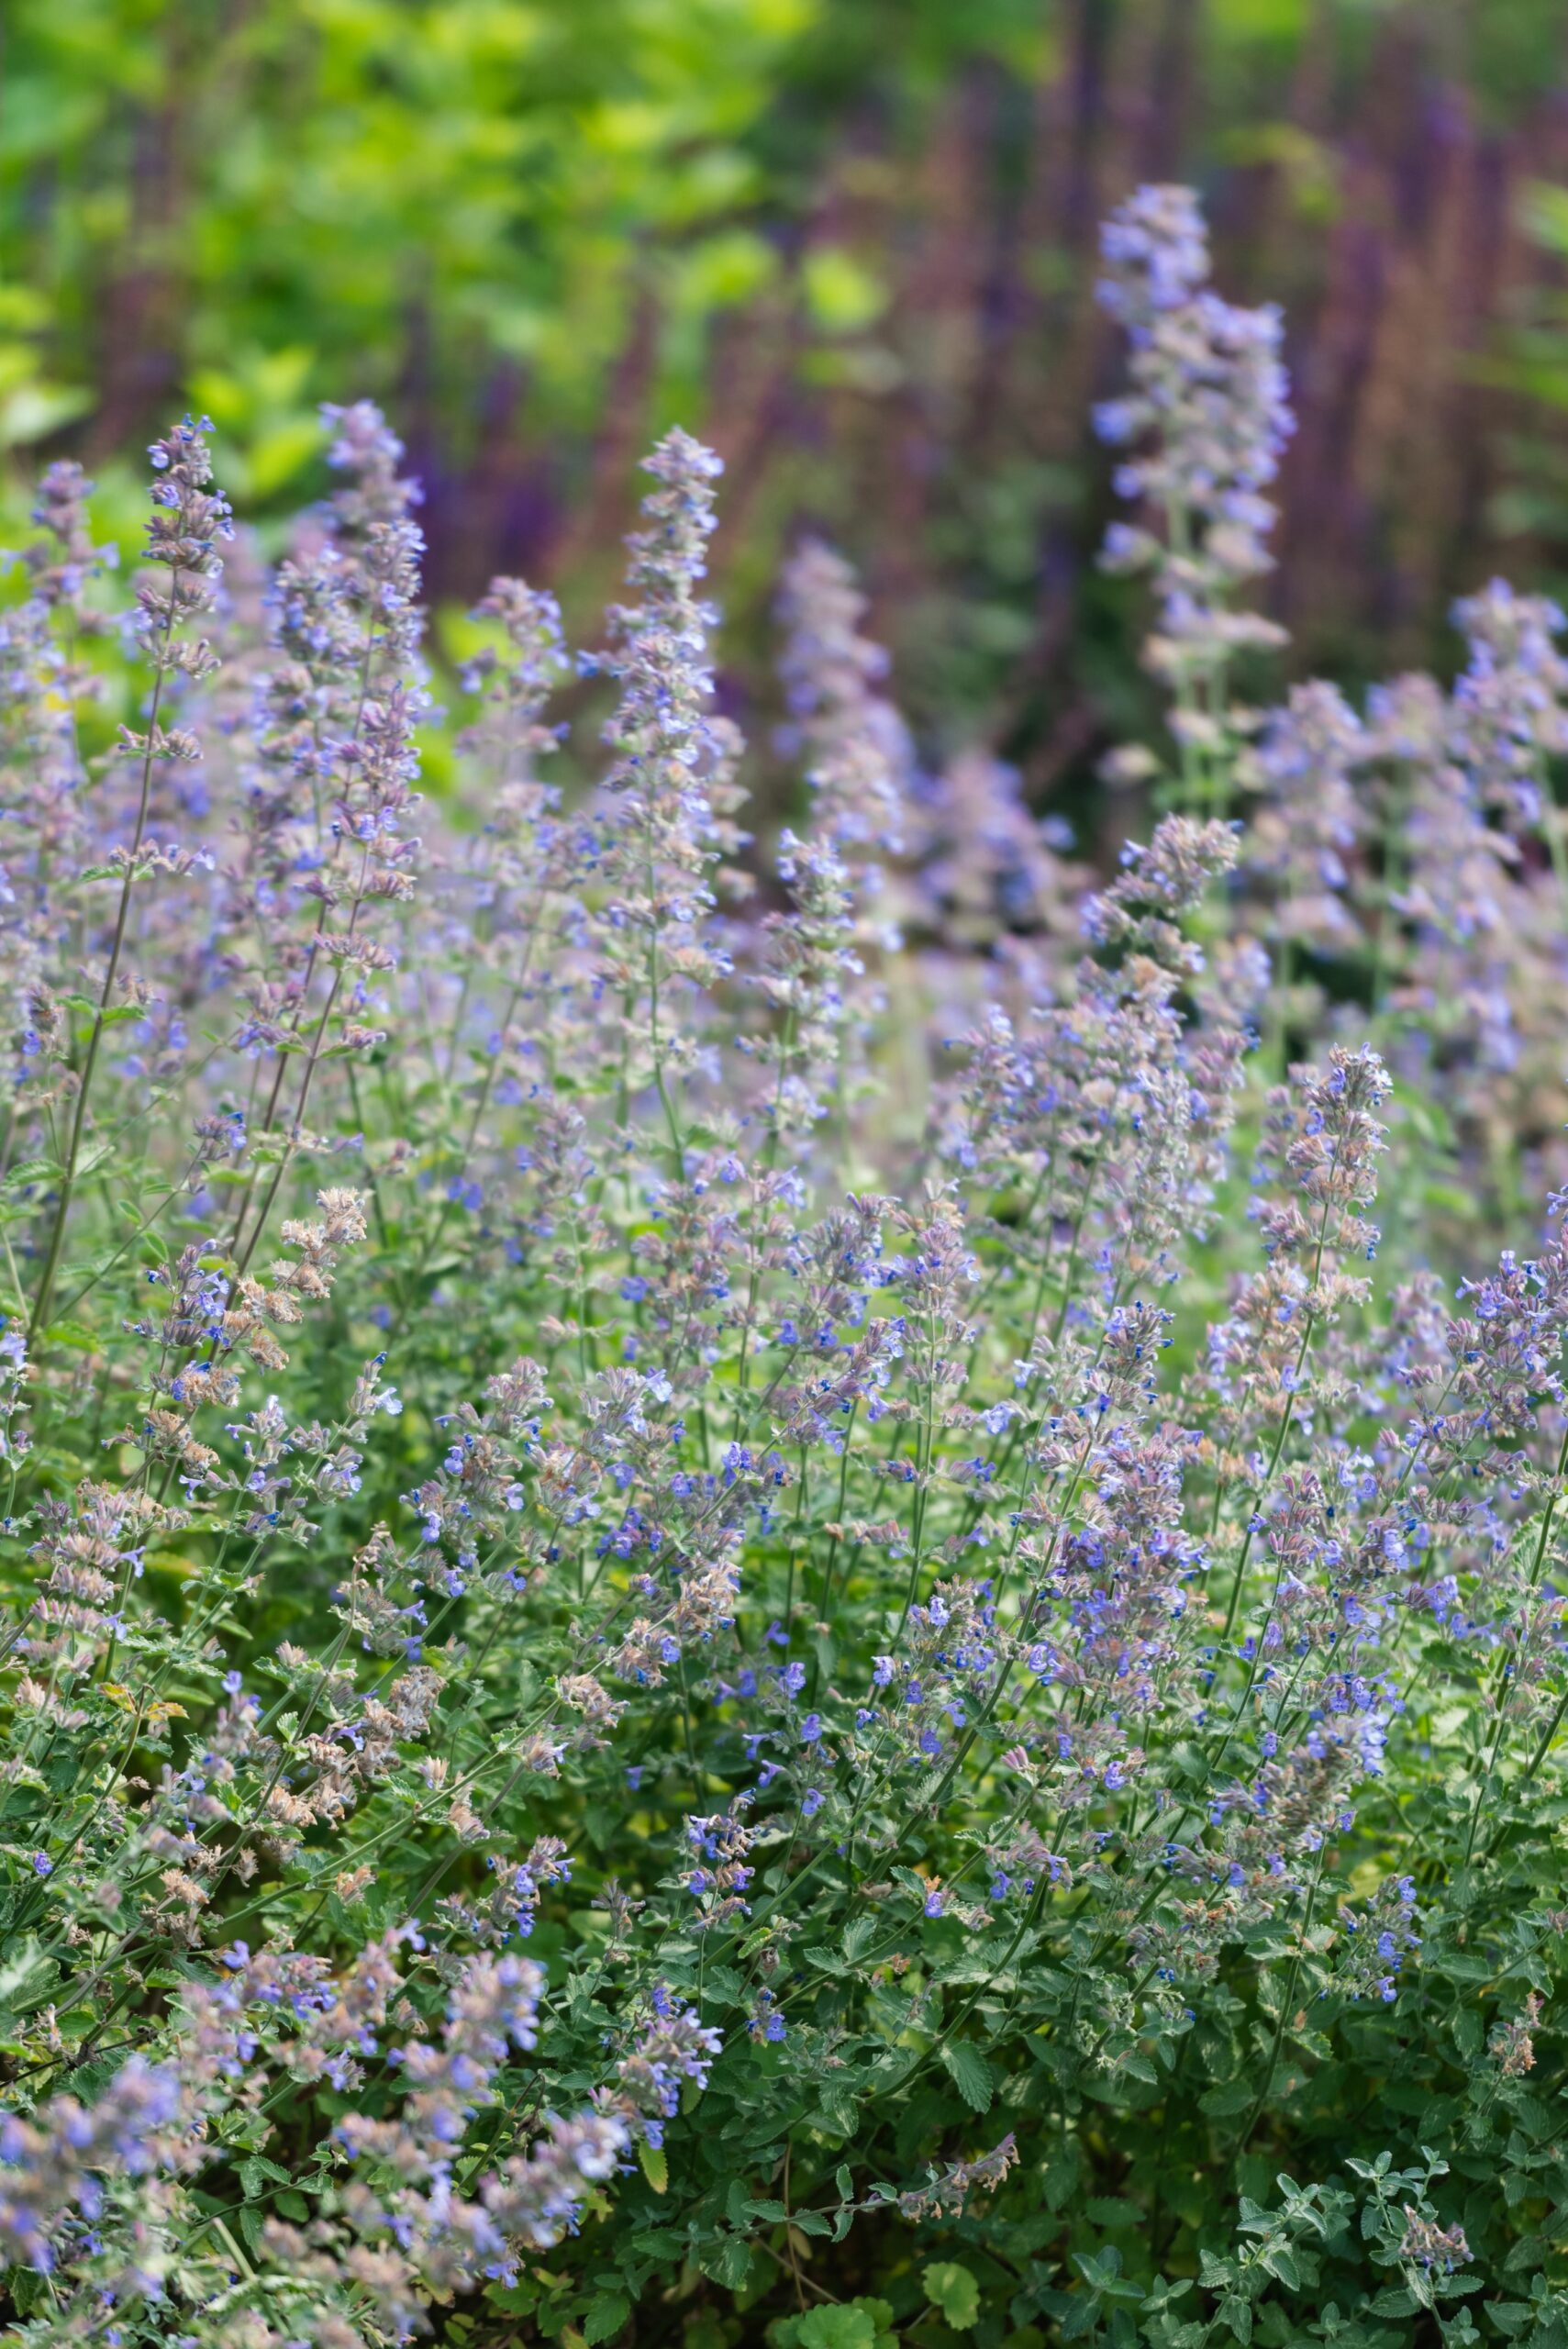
3, 188, 1568, 2349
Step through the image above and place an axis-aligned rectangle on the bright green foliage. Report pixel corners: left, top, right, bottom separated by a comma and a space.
1, 0, 993, 478
925, 2261, 983, 2330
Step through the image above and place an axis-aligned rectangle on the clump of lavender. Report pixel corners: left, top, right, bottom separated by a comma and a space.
1450, 579, 1568, 843
775, 536, 911, 863
0, 189, 1566, 2346
1096, 183, 1293, 813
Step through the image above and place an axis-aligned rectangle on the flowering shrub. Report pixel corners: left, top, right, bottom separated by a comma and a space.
4, 184, 1568, 2349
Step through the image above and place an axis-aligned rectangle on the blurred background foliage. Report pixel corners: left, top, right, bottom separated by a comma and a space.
8, 0, 1568, 810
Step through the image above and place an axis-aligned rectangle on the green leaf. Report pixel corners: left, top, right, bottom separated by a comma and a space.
803, 247, 888, 336
3, 1158, 56, 1191
239, 2153, 291, 2198
1085, 2197, 1143, 2230
819, 2087, 860, 2136
798, 2309, 877, 2349
1220, 2294, 1252, 2343
940, 2039, 995, 2113
714, 2234, 753, 2288
582, 2291, 630, 2343
9, 2268, 50, 2315
638, 2140, 668, 2194
0, 1937, 58, 2032
1262, 2246, 1299, 2290
1073, 2245, 1141, 2302
248, 416, 329, 499
924, 2259, 982, 2330
0, 379, 92, 449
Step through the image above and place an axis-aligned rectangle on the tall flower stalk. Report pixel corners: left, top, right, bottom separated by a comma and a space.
1095, 184, 1293, 817
29, 419, 229, 1342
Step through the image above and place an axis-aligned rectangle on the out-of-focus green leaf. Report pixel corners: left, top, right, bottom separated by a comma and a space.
802, 247, 888, 338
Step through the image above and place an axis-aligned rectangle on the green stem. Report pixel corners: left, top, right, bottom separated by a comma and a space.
29, 594, 178, 1342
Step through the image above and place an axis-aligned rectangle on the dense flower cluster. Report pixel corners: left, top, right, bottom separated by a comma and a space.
0, 188, 1565, 2349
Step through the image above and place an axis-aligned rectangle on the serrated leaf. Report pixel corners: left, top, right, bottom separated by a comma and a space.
940, 2039, 995, 2113
582, 2290, 630, 2344
1085, 2196, 1143, 2229
715, 2235, 753, 2287
1074, 2245, 1140, 2299
637, 2140, 667, 2194
239, 2154, 291, 2198
630, 2225, 681, 2257
10, 2267, 49, 2314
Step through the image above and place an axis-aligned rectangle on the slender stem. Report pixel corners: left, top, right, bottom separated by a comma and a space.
30, 595, 178, 1341
1229, 1844, 1328, 2172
